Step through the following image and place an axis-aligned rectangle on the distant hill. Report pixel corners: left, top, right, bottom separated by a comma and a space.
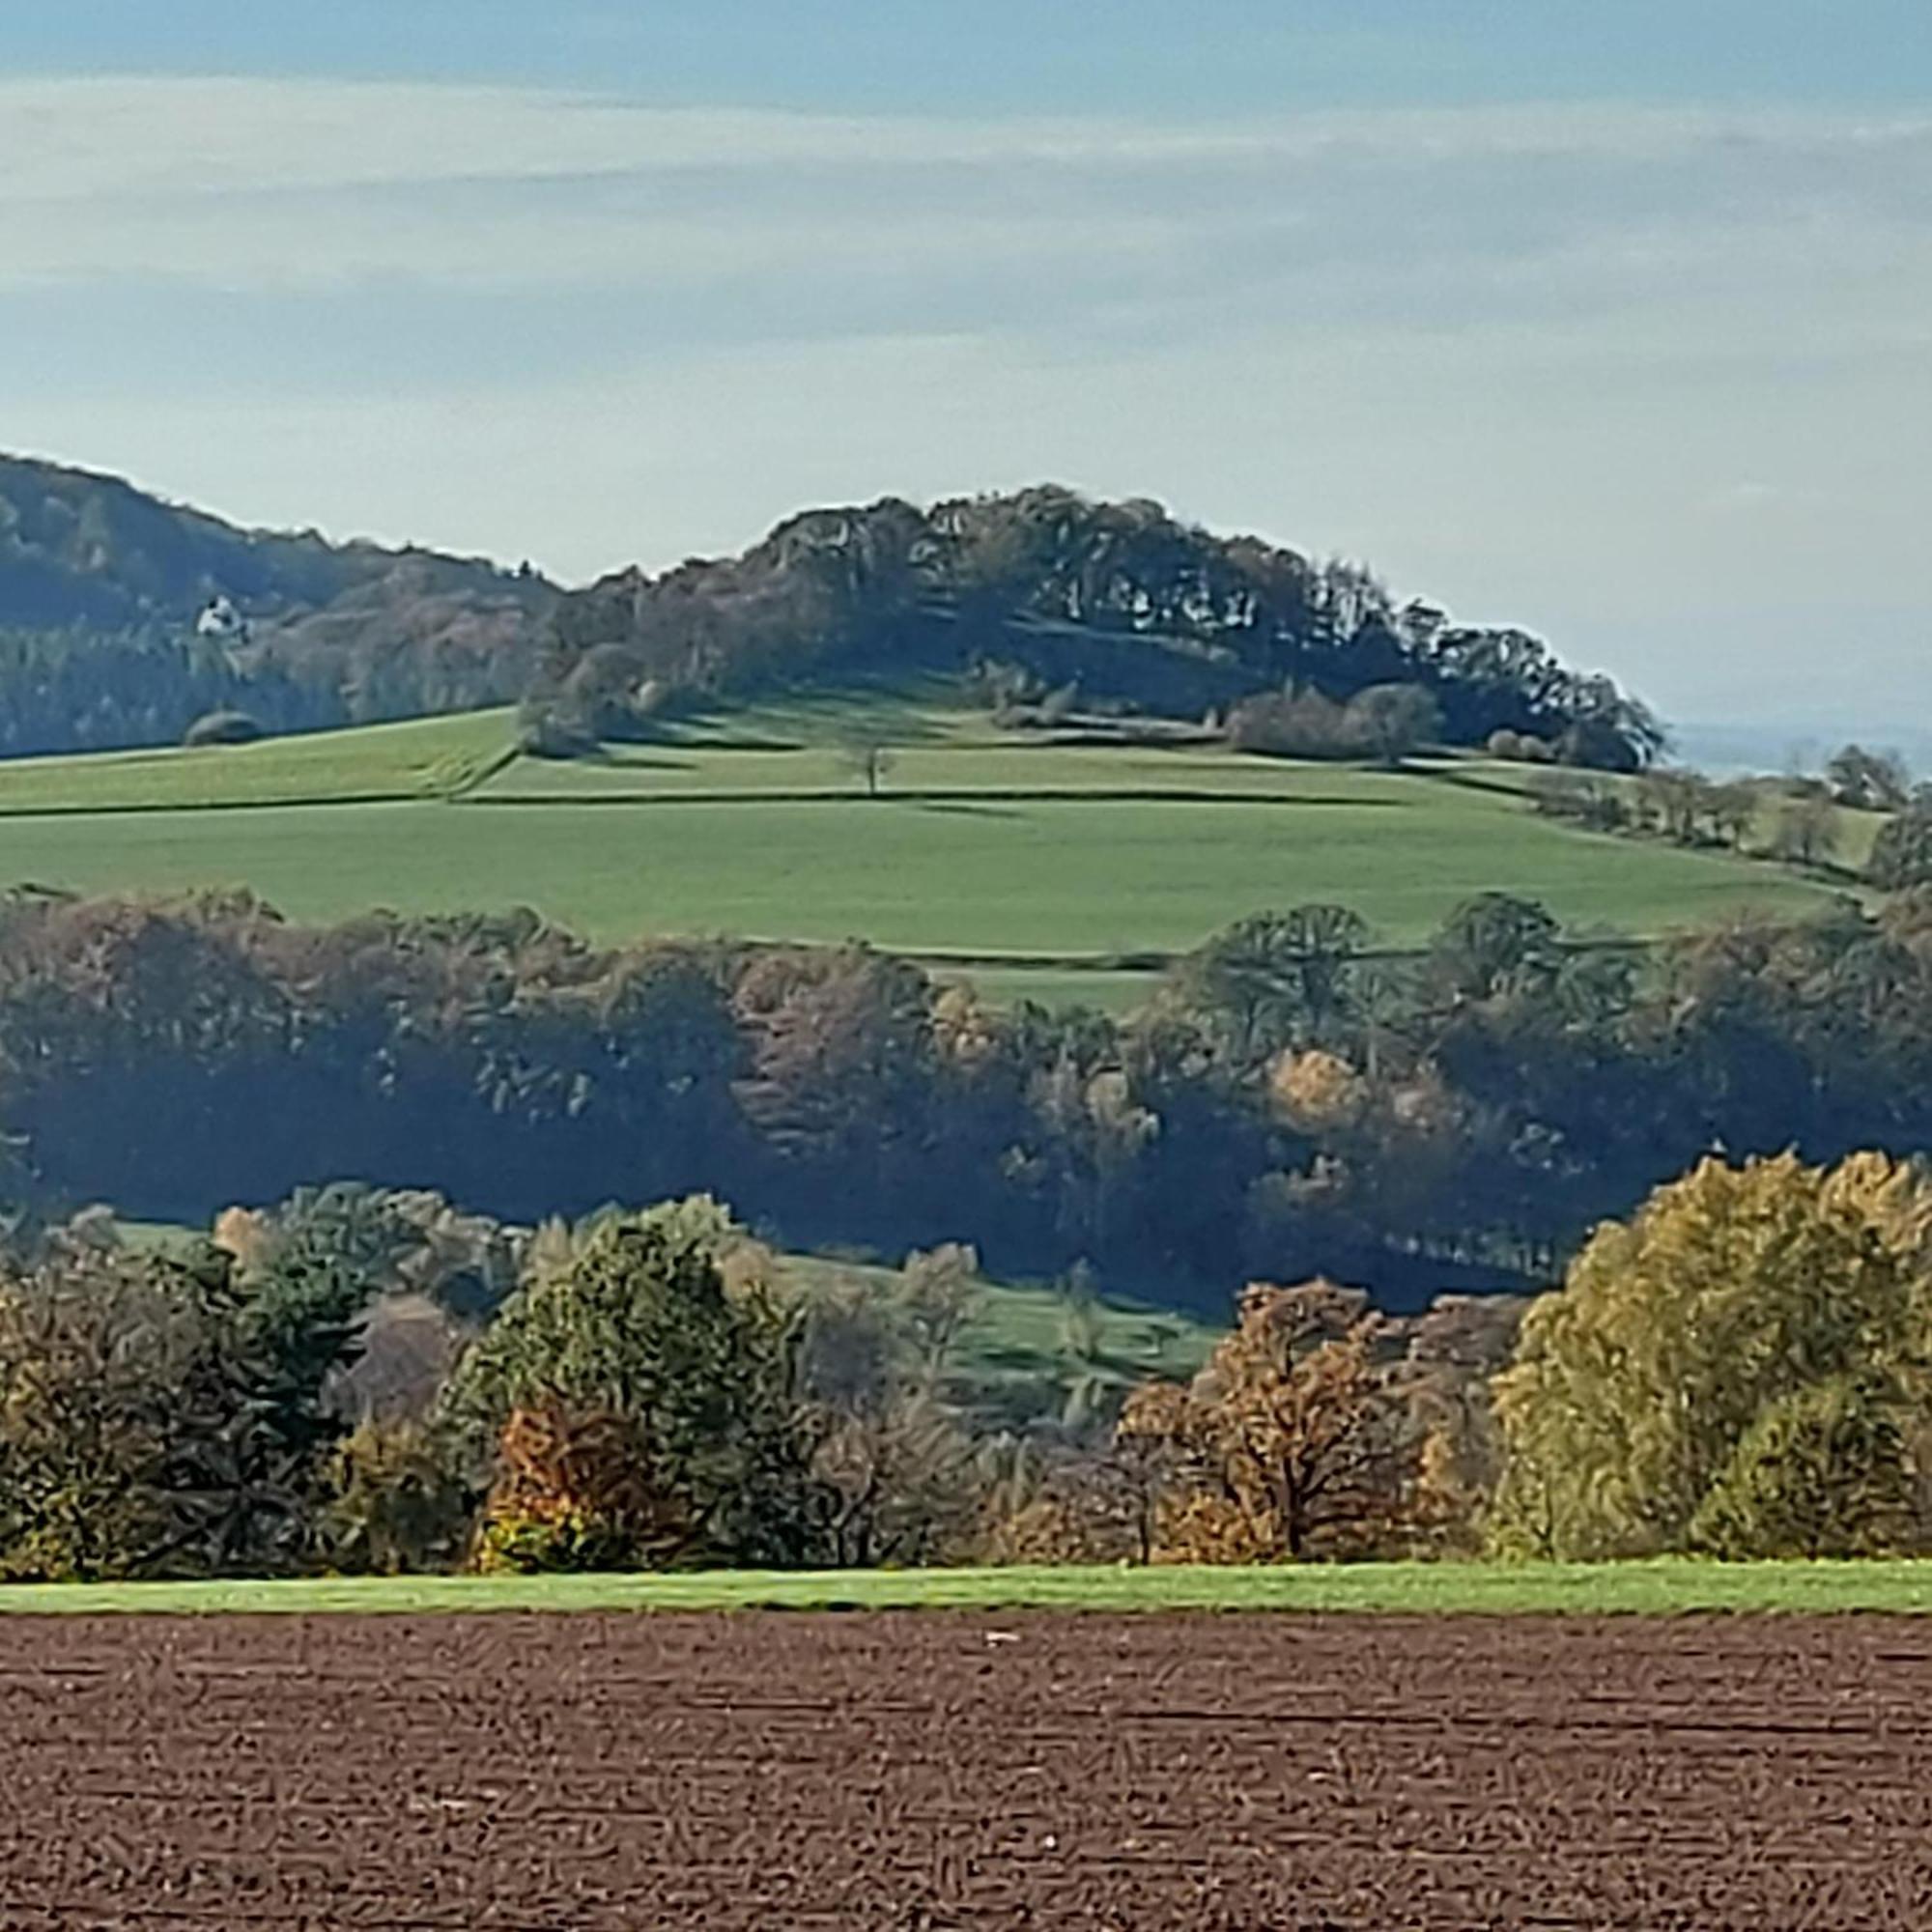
0, 453, 556, 756
537, 486, 1662, 770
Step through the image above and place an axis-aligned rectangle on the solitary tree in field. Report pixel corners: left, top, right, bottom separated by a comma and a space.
838, 729, 896, 798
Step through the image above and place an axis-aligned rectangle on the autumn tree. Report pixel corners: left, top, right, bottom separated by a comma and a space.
0, 1254, 185, 1578
1490, 1151, 1932, 1560
978, 1430, 1166, 1567
1120, 1281, 1427, 1562
443, 1199, 820, 1572
0, 1240, 369, 1580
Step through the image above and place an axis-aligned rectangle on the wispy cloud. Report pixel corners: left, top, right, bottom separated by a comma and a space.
1, 77, 1927, 320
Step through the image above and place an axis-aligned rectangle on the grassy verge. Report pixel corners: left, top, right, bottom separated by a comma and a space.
4, 1561, 1931, 1617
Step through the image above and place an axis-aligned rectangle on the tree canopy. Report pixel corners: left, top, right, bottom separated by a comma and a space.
537, 486, 1661, 769
1490, 1151, 1932, 1560
443, 1199, 819, 1571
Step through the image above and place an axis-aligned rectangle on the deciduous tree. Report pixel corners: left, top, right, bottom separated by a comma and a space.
1120, 1281, 1426, 1561
1490, 1151, 1932, 1560
444, 1199, 819, 1570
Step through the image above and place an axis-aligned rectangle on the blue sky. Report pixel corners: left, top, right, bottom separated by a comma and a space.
2, 4, 1928, 730
14, 3, 1932, 112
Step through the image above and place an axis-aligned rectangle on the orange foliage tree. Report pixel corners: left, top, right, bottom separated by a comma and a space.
1120, 1281, 1429, 1562
473, 1403, 696, 1575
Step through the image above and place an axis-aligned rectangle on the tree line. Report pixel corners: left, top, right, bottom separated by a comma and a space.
530, 486, 1662, 770
2, 460, 1659, 768
1, 887, 1930, 1316
4, 1145, 1929, 1582
1529, 738, 1932, 887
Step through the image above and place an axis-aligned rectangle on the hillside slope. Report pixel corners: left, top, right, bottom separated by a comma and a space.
0, 453, 556, 753
2, 461, 1663, 779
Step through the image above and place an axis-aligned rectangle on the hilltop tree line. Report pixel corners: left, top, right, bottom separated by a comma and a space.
1, 886, 1930, 1318
531, 486, 1662, 768
4, 1146, 1929, 1582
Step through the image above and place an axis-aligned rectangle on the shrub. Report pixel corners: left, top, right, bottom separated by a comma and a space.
1226, 689, 1360, 759
514, 703, 599, 760
471, 1404, 670, 1575
183, 709, 265, 748
322, 1419, 473, 1576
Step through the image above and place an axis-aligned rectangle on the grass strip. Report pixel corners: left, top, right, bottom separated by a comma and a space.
3, 1561, 1931, 1617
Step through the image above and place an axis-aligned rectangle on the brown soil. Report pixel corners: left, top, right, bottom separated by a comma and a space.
0, 1611, 1926, 1929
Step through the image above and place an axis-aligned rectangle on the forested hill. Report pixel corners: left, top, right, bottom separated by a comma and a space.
0, 453, 556, 755
537, 486, 1662, 769
0, 461, 1659, 770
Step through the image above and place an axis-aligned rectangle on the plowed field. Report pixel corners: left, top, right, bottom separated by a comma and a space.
0, 1611, 1925, 1929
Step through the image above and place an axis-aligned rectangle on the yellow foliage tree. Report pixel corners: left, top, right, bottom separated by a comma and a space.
1490, 1151, 1932, 1560
1267, 1047, 1368, 1131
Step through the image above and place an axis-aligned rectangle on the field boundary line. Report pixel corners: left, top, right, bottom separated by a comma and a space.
0, 789, 429, 821
461, 787, 1411, 810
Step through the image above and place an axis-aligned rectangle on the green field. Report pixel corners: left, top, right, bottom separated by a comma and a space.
771, 1251, 1216, 1406
0, 699, 1846, 1008
0, 709, 516, 814
111, 1218, 1221, 1415
3, 1560, 1929, 1617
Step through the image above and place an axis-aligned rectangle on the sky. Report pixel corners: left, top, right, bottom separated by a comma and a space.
1, 4, 1928, 733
